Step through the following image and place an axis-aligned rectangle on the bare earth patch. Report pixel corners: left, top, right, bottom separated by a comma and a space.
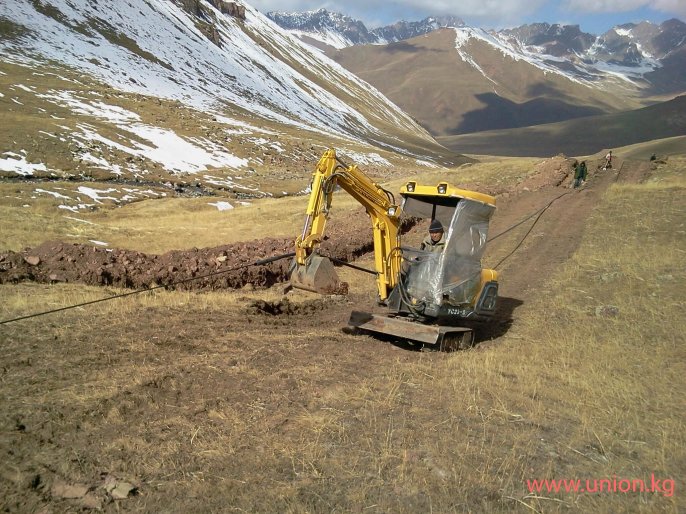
1, 158, 682, 513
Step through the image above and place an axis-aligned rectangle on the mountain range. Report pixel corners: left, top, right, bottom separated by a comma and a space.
0, 0, 464, 198
267, 9, 466, 49
273, 8, 686, 67
270, 9, 686, 140
0, 0, 684, 180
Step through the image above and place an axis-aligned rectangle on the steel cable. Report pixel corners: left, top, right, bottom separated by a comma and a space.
0, 252, 295, 325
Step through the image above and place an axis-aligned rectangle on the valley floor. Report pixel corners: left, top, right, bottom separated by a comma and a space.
0, 157, 684, 512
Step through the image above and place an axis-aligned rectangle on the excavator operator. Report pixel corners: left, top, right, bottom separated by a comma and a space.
420, 219, 445, 253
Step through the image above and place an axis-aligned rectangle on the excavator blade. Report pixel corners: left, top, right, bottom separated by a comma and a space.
290, 254, 342, 294
348, 311, 473, 350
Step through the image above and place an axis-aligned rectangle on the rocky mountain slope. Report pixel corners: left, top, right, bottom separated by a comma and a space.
272, 10, 686, 140
500, 19, 686, 97
267, 9, 464, 50
0, 0, 459, 201
331, 28, 636, 137
272, 9, 685, 90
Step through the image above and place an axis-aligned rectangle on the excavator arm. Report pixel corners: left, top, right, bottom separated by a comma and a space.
292, 149, 402, 301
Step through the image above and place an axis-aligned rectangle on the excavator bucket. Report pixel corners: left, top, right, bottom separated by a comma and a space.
290, 254, 342, 294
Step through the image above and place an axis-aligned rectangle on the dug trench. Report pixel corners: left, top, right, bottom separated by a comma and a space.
0, 215, 389, 292
0, 158, 654, 327
0, 158, 656, 512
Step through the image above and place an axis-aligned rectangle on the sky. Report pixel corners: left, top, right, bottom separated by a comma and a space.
249, 0, 686, 35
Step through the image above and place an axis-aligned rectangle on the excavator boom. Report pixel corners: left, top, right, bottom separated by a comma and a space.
291, 149, 402, 300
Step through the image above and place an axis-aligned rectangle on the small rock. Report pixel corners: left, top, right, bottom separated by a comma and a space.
52, 480, 89, 499
595, 305, 620, 317
102, 474, 137, 500
24, 255, 40, 266
110, 481, 137, 500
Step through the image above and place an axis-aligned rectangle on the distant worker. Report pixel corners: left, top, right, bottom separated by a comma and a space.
603, 150, 613, 170
574, 160, 587, 188
420, 219, 445, 253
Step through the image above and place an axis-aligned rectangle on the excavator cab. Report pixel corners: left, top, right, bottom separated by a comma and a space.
386, 182, 498, 324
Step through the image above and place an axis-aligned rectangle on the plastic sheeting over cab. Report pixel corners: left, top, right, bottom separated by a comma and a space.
390, 182, 497, 321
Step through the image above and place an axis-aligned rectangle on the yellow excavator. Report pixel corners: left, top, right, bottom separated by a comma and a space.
290, 149, 498, 350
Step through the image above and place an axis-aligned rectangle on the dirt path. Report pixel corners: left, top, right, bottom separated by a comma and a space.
489, 168, 616, 297
474, 158, 651, 340
489, 158, 650, 297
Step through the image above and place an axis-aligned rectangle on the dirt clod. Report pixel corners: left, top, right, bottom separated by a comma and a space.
51, 481, 90, 499
246, 297, 338, 316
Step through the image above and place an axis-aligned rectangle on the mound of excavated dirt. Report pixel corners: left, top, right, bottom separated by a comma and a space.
2, 153, 615, 293
245, 297, 343, 316
430, 155, 598, 201
0, 213, 417, 291
519, 154, 578, 191
0, 238, 296, 290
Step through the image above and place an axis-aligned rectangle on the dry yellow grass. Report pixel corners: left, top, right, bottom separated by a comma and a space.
257, 158, 684, 512
0, 157, 683, 512
404, 159, 685, 512
1, 157, 540, 253
388, 156, 541, 191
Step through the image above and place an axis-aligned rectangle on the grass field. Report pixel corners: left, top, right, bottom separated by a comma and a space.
0, 157, 540, 253
0, 153, 683, 512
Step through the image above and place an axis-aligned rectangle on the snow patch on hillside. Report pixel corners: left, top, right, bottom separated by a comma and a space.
340, 150, 391, 166
453, 27, 662, 87
37, 91, 248, 173
290, 29, 352, 49
31, 184, 168, 211
454, 27, 588, 85
208, 201, 234, 211
614, 28, 633, 37
0, 0, 426, 147
0, 152, 47, 175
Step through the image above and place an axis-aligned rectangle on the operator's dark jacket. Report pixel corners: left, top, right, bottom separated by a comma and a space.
420, 234, 445, 253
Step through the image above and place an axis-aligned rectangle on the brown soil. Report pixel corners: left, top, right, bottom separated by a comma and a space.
0, 158, 655, 512
498, 157, 651, 293
0, 155, 613, 292
0, 211, 415, 291
474, 157, 653, 343
0, 156, 648, 310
